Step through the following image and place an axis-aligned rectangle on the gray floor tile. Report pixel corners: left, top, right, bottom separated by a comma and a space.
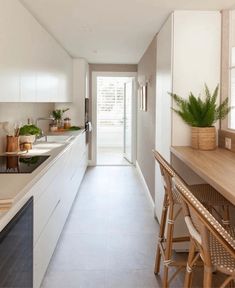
64, 208, 109, 234
48, 233, 108, 271
105, 269, 161, 288
108, 209, 158, 233
41, 270, 105, 288
107, 233, 156, 270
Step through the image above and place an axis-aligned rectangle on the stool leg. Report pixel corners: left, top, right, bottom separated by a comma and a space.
154, 193, 168, 275
220, 276, 234, 288
184, 239, 196, 288
203, 267, 212, 288
163, 203, 175, 288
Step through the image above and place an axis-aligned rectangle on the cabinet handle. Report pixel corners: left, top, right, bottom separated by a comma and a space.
48, 199, 61, 220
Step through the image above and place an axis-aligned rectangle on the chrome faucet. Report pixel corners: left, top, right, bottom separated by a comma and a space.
36, 117, 54, 141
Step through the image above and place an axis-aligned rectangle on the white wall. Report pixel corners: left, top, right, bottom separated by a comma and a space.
137, 37, 157, 201
231, 10, 235, 47
155, 15, 173, 220
172, 11, 221, 146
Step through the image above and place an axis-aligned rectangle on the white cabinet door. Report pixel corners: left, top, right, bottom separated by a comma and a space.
34, 165, 65, 243
36, 75, 51, 102
34, 200, 63, 288
0, 0, 72, 103
33, 148, 68, 244
0, 71, 20, 102
20, 73, 36, 102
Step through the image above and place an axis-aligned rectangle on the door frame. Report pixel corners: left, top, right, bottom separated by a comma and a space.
91, 71, 137, 166
123, 78, 135, 164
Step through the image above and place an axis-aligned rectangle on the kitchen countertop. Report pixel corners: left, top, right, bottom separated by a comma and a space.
0, 129, 85, 231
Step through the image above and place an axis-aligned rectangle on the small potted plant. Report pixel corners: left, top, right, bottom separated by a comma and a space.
19, 124, 41, 149
170, 84, 231, 150
52, 108, 69, 129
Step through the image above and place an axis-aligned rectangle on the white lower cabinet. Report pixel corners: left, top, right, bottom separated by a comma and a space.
34, 199, 63, 288
33, 133, 87, 288
33, 151, 68, 244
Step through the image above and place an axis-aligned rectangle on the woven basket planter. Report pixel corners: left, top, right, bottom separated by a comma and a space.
19, 135, 36, 144
19, 135, 36, 150
191, 127, 216, 150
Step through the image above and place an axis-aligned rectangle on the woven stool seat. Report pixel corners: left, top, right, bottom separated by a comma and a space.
190, 184, 230, 207
210, 227, 235, 275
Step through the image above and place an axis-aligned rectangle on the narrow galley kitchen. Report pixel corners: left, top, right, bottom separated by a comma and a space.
1, 1, 235, 288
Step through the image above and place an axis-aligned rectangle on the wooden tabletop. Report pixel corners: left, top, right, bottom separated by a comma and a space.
170, 146, 235, 206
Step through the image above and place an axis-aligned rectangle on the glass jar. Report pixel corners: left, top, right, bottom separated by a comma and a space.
49, 124, 58, 132
64, 118, 71, 129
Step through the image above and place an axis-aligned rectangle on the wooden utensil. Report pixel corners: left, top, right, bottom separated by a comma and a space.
6, 136, 19, 153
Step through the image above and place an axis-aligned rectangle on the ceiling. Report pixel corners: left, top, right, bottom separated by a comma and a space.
20, 0, 235, 64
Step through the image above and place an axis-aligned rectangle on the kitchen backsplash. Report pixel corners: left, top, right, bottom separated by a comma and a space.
0, 103, 54, 154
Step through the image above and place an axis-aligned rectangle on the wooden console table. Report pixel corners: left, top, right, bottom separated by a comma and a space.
171, 146, 235, 206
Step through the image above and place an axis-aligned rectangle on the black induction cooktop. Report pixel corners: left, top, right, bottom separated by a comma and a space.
0, 155, 50, 174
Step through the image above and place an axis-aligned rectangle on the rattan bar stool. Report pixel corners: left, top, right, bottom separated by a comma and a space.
153, 150, 231, 288
172, 176, 235, 288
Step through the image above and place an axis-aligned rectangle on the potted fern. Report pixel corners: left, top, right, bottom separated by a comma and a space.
170, 84, 230, 150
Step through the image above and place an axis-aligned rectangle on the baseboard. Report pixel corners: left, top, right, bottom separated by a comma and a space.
135, 161, 155, 212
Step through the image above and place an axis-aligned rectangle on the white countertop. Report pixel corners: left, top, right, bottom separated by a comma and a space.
0, 129, 85, 231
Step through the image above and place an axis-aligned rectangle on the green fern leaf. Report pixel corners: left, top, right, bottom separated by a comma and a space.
170, 84, 231, 127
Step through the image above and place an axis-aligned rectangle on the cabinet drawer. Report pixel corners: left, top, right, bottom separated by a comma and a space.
71, 149, 87, 186
31, 151, 67, 203
71, 133, 86, 159
34, 199, 63, 288
77, 133, 86, 154
67, 134, 86, 178
34, 174, 64, 244
61, 149, 88, 224
33, 151, 68, 243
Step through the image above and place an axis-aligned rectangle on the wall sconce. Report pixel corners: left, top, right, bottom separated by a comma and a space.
137, 74, 152, 112
137, 75, 152, 88
138, 83, 148, 112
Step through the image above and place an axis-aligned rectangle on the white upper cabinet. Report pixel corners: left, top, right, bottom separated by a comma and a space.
55, 58, 89, 126
0, 0, 72, 102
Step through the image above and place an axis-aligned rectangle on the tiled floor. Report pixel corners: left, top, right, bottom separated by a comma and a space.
97, 147, 130, 165
41, 166, 225, 288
